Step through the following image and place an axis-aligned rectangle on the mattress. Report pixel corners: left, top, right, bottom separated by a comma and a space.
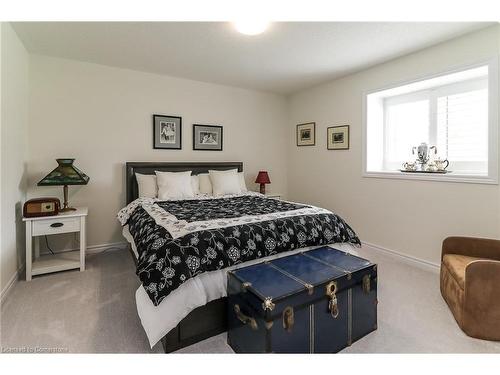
123, 225, 359, 348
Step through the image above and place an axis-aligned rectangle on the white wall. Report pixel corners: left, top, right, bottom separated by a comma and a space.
1, 23, 29, 294
28, 55, 288, 251
288, 25, 500, 265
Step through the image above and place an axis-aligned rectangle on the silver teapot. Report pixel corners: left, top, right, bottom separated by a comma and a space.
412, 142, 437, 169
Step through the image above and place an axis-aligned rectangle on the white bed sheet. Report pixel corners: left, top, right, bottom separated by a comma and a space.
122, 225, 359, 348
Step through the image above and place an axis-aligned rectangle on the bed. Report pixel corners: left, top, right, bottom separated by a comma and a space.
120, 162, 361, 352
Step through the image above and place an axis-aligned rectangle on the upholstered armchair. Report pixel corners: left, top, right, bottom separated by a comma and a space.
440, 236, 500, 341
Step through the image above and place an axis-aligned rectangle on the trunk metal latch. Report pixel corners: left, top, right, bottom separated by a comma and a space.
362, 275, 371, 294
282, 306, 294, 332
234, 304, 258, 331
325, 281, 339, 319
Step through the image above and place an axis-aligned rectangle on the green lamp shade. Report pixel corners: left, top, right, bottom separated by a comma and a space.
38, 159, 89, 186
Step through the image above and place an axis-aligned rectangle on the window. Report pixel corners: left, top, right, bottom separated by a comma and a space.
364, 60, 498, 184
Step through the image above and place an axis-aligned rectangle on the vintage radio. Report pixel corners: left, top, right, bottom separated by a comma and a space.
23, 198, 60, 218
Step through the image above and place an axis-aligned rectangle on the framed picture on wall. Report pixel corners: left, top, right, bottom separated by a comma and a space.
296, 122, 315, 146
153, 114, 182, 149
193, 124, 223, 151
327, 125, 350, 150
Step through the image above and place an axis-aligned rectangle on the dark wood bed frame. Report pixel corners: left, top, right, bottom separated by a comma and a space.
125, 161, 243, 353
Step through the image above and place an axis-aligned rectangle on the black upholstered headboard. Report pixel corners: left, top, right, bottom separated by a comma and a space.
125, 161, 243, 204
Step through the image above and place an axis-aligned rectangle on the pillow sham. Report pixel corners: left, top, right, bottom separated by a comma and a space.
191, 175, 200, 195
238, 172, 248, 192
209, 169, 241, 196
136, 173, 157, 198
155, 171, 194, 200
198, 173, 212, 195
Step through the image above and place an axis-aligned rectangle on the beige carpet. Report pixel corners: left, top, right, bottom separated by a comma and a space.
1, 246, 499, 353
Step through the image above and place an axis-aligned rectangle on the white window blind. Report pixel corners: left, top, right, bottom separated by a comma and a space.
436, 85, 488, 174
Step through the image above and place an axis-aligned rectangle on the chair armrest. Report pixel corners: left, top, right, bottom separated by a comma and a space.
463, 260, 500, 337
442, 236, 500, 261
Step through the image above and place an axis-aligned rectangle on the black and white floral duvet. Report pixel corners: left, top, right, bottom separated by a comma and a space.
118, 194, 360, 306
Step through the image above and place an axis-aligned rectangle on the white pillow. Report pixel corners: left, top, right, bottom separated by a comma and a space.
209, 169, 242, 196
198, 173, 212, 195
191, 175, 200, 195
155, 171, 194, 200
136, 173, 157, 198
238, 172, 248, 192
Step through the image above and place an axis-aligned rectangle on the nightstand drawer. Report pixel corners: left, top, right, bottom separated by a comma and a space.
32, 216, 80, 236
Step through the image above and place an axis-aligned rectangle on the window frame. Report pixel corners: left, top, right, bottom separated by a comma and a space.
362, 58, 499, 185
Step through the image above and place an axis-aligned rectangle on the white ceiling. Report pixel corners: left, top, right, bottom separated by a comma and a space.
12, 22, 491, 95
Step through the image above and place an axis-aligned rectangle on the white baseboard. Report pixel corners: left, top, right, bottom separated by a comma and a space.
87, 241, 129, 254
362, 241, 440, 273
0, 241, 128, 304
39, 241, 128, 256
0, 265, 23, 305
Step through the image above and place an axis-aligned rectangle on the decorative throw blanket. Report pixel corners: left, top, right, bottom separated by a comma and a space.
118, 194, 361, 306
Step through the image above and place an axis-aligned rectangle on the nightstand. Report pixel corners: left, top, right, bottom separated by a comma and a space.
23, 207, 88, 281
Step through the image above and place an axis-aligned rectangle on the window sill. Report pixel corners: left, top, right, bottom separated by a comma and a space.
363, 171, 498, 185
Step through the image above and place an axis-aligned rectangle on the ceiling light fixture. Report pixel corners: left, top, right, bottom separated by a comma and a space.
233, 20, 270, 36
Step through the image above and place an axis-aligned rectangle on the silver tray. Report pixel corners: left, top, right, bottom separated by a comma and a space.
399, 169, 451, 174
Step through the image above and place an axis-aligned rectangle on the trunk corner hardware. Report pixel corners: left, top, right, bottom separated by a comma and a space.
241, 282, 252, 292
262, 297, 275, 312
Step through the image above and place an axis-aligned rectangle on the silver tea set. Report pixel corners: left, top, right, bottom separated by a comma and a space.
402, 142, 449, 173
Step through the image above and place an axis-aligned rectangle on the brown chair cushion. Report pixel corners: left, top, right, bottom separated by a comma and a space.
442, 254, 489, 289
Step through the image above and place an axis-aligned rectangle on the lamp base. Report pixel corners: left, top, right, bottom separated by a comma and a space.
60, 184, 76, 213
259, 184, 266, 195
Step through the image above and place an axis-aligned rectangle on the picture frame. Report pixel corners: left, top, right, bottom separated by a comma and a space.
193, 124, 223, 151
327, 125, 350, 150
296, 122, 316, 146
153, 114, 182, 150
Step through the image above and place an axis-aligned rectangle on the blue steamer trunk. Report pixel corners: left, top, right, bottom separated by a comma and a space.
227, 247, 377, 353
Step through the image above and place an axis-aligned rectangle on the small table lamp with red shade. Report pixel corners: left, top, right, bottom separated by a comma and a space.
255, 171, 271, 194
